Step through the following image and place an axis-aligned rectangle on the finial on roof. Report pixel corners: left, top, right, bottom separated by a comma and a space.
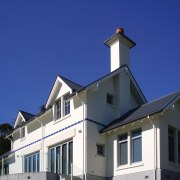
116, 27, 124, 34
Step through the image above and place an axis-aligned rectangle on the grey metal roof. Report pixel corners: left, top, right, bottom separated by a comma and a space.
100, 90, 180, 133
20, 110, 35, 121
58, 75, 83, 91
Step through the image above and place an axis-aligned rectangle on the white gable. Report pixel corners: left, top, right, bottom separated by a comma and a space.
45, 76, 72, 109
14, 111, 26, 129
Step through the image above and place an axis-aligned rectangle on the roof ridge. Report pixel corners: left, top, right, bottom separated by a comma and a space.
58, 75, 83, 87
19, 110, 35, 116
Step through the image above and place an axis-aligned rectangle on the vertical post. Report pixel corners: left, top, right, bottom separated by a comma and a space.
1, 158, 4, 175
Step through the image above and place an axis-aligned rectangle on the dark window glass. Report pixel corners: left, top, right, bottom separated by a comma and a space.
119, 133, 128, 165
62, 144, 67, 175
65, 99, 70, 116
132, 129, 142, 163
28, 156, 32, 172
51, 148, 55, 173
168, 127, 175, 162
56, 99, 61, 119
33, 154, 36, 172
96, 144, 105, 156
107, 93, 114, 105
68, 142, 73, 174
37, 153, 40, 172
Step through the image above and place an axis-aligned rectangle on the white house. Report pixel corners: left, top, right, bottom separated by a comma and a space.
0, 28, 180, 180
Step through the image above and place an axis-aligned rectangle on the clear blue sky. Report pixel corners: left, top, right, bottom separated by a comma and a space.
0, 0, 180, 125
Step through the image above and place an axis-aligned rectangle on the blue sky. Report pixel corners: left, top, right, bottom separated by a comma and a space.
0, 0, 180, 125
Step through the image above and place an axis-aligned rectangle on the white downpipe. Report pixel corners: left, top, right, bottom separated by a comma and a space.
37, 118, 44, 172
148, 116, 157, 180
76, 92, 87, 180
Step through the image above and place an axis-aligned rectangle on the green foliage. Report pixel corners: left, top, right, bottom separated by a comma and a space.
0, 123, 13, 156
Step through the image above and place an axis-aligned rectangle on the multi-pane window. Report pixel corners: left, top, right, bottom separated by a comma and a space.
50, 141, 73, 175
56, 99, 61, 120
118, 128, 142, 166
96, 144, 105, 156
119, 134, 128, 165
132, 129, 142, 163
64, 99, 70, 116
168, 127, 176, 163
20, 127, 25, 139
107, 93, 114, 105
55, 96, 71, 121
24, 152, 40, 173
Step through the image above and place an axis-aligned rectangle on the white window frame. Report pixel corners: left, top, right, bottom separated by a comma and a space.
117, 128, 142, 167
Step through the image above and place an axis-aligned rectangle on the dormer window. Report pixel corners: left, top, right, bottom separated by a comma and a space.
20, 127, 25, 139
54, 94, 71, 121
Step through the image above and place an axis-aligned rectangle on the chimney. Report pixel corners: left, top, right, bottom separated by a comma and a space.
104, 28, 136, 72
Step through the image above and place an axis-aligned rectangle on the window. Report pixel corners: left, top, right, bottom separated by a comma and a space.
107, 93, 114, 105
168, 127, 176, 163
96, 144, 105, 156
20, 127, 25, 139
50, 141, 73, 175
24, 152, 40, 173
54, 95, 71, 121
118, 128, 142, 166
56, 99, 61, 120
132, 129, 142, 163
119, 134, 128, 165
64, 99, 70, 116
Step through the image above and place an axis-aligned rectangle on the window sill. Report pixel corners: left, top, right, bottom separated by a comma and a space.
116, 161, 144, 170
54, 114, 71, 124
